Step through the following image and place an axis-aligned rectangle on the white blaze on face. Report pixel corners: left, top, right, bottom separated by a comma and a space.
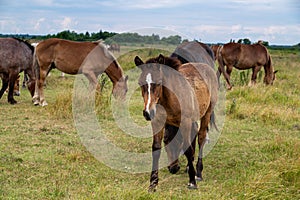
145, 73, 153, 112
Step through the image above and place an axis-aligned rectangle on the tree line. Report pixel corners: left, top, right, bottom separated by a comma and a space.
0, 30, 183, 45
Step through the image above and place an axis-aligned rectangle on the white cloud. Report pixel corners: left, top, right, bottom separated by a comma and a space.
34, 18, 45, 31
97, 0, 200, 9
61, 17, 72, 29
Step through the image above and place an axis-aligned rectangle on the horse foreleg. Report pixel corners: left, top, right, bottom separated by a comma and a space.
164, 124, 181, 174
149, 129, 164, 192
196, 109, 212, 181
0, 75, 9, 99
83, 72, 101, 93
37, 70, 48, 106
225, 65, 233, 90
249, 65, 261, 86
7, 73, 19, 104
32, 79, 40, 105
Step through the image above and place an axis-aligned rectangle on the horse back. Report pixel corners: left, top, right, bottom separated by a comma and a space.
221, 43, 269, 69
171, 41, 215, 69
35, 38, 100, 74
0, 38, 33, 73
179, 63, 218, 117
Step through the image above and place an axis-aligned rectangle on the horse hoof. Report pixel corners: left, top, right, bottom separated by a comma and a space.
40, 101, 48, 107
148, 185, 157, 193
196, 176, 203, 181
187, 183, 197, 189
168, 165, 180, 174
9, 99, 17, 104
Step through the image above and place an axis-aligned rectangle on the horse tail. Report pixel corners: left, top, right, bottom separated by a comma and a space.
210, 110, 219, 132
32, 48, 40, 80
216, 45, 226, 77
216, 45, 225, 86
267, 52, 272, 71
217, 45, 232, 89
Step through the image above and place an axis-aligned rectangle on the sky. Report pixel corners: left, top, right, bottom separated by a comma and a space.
0, 0, 299, 45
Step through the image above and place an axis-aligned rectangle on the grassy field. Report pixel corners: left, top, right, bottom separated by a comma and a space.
0, 46, 299, 199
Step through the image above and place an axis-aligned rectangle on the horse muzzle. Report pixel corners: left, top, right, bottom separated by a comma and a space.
143, 109, 155, 121
14, 91, 20, 96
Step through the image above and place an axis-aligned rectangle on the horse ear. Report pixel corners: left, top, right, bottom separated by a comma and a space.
125, 75, 128, 81
158, 54, 165, 64
134, 56, 144, 67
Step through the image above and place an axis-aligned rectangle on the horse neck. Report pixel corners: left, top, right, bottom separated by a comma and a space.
159, 69, 181, 106
264, 53, 274, 78
104, 61, 123, 84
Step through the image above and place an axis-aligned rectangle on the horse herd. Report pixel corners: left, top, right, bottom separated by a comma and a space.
0, 37, 277, 191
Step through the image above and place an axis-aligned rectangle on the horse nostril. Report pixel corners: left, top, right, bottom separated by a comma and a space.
143, 110, 151, 121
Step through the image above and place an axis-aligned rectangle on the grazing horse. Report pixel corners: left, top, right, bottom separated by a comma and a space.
135, 54, 218, 191
171, 41, 215, 68
108, 43, 120, 52
0, 38, 35, 104
217, 42, 277, 89
33, 38, 128, 106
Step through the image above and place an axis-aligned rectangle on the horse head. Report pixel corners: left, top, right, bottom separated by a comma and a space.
112, 75, 128, 101
12, 75, 20, 96
135, 55, 164, 121
264, 70, 278, 85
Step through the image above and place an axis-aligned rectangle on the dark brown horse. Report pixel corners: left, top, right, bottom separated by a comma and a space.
135, 54, 218, 191
171, 41, 215, 68
0, 38, 35, 104
32, 38, 128, 106
217, 42, 277, 89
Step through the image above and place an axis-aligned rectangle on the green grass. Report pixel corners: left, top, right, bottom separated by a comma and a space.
0, 47, 299, 199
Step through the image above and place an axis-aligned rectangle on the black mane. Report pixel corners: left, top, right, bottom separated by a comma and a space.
12, 37, 34, 53
146, 55, 182, 71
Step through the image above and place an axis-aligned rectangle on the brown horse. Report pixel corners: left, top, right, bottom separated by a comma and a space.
217, 42, 277, 89
135, 54, 218, 191
0, 38, 35, 104
171, 41, 215, 68
108, 43, 120, 52
168, 41, 216, 173
32, 38, 128, 106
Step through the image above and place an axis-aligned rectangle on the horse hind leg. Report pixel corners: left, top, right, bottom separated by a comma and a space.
196, 109, 212, 181
180, 120, 197, 189
185, 145, 197, 189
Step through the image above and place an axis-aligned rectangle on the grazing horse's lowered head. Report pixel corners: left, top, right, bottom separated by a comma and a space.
0, 38, 35, 104
112, 74, 129, 101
